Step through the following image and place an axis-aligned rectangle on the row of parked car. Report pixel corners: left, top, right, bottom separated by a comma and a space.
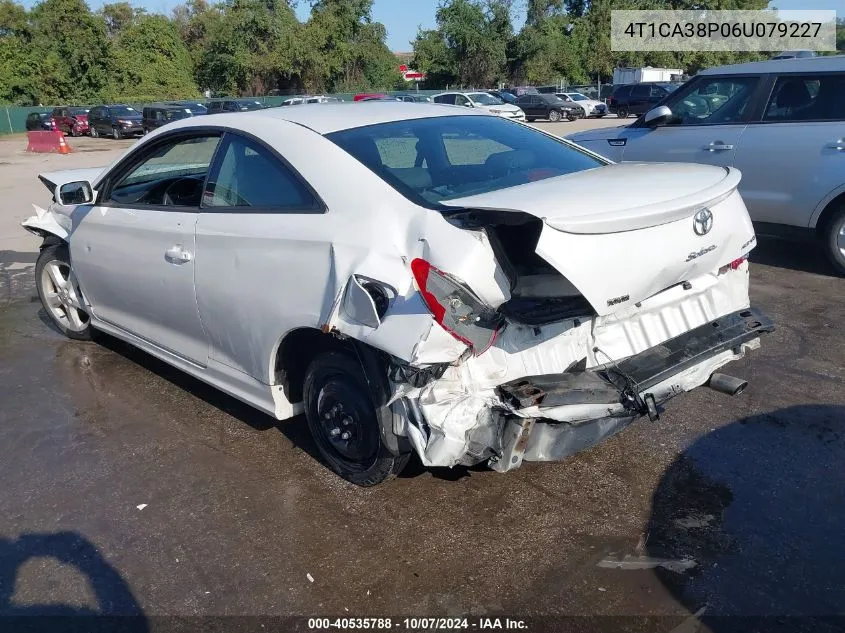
25, 99, 277, 139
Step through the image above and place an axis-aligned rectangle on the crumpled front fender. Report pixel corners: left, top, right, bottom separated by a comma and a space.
21, 204, 69, 242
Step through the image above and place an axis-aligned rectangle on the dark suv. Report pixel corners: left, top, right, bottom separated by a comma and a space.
142, 104, 193, 134
88, 105, 143, 139
25, 112, 55, 131
206, 99, 265, 113
607, 82, 681, 118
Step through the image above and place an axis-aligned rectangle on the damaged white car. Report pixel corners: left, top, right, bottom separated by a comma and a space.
23, 103, 773, 485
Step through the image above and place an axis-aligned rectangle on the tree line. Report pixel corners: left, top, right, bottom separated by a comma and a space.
0, 0, 843, 106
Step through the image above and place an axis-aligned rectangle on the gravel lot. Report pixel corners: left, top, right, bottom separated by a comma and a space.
1, 115, 843, 630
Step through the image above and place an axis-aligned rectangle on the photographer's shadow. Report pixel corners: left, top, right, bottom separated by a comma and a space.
646, 405, 845, 631
0, 531, 147, 630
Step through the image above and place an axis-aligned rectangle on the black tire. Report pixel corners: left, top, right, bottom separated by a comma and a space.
617, 106, 629, 119
823, 205, 845, 276
526, 117, 536, 122
112, 127, 121, 140
90, 126, 98, 138
304, 351, 409, 486
548, 109, 562, 122
35, 243, 93, 341
566, 111, 578, 122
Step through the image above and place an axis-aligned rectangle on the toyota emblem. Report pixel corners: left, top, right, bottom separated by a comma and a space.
693, 208, 714, 236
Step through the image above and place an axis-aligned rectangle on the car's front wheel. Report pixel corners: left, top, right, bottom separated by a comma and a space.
617, 106, 629, 118
90, 126, 98, 138
304, 351, 409, 486
36, 244, 93, 341
112, 127, 121, 140
548, 109, 562, 122
823, 205, 845, 276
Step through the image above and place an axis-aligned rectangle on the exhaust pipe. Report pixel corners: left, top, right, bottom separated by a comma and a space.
708, 373, 748, 396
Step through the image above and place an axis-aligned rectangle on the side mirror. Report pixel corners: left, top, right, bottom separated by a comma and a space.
57, 181, 93, 205
644, 105, 672, 127
464, 102, 474, 108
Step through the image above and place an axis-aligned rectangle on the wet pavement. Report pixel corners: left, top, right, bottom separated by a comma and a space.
0, 236, 843, 632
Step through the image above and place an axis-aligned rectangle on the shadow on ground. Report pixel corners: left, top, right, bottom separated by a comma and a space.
0, 531, 147, 631
749, 237, 836, 277
646, 405, 845, 633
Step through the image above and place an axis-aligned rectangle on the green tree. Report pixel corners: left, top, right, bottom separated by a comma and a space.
28, 0, 112, 103
101, 2, 138, 37
110, 14, 199, 101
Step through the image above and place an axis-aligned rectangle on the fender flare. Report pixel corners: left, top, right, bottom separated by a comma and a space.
21, 205, 69, 242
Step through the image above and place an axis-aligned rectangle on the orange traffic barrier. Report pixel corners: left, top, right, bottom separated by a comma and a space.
26, 130, 72, 154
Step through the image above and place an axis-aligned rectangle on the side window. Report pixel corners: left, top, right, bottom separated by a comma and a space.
650, 85, 666, 97
763, 74, 845, 122
106, 135, 220, 207
455, 95, 469, 107
438, 94, 456, 105
631, 84, 651, 98
664, 76, 759, 125
204, 135, 319, 211
616, 86, 632, 99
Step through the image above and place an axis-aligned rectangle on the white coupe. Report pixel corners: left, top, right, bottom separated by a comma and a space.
23, 103, 772, 485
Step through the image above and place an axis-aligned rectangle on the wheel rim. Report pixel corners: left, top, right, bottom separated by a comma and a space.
837, 219, 845, 261
41, 261, 89, 332
315, 378, 378, 466
550, 110, 561, 121
113, 128, 119, 139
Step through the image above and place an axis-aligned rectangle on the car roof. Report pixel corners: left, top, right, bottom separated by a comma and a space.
166, 102, 487, 135
700, 55, 845, 75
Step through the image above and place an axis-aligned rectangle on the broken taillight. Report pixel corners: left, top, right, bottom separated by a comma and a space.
718, 255, 748, 275
410, 258, 504, 355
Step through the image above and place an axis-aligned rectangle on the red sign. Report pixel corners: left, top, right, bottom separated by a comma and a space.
399, 64, 408, 72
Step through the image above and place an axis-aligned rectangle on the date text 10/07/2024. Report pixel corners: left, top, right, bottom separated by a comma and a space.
307, 618, 529, 630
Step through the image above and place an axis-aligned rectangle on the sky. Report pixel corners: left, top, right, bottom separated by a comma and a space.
21, 0, 845, 50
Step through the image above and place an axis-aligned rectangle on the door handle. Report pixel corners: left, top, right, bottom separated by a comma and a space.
165, 245, 193, 264
826, 139, 845, 151
705, 142, 734, 151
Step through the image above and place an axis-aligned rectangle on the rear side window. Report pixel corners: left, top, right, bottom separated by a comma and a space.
631, 85, 650, 98
203, 135, 319, 211
614, 85, 632, 98
327, 115, 604, 207
434, 94, 456, 105
763, 73, 845, 122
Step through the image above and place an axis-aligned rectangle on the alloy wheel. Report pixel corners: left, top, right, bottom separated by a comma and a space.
40, 261, 89, 333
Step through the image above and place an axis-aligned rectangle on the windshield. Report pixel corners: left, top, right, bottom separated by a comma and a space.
468, 93, 504, 106
327, 115, 603, 206
70, 108, 89, 115
541, 94, 565, 103
568, 93, 589, 101
111, 106, 137, 117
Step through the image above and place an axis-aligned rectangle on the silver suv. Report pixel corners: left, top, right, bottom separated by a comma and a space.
568, 56, 845, 274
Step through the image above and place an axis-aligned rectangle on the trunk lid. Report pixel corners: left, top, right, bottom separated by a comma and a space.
442, 162, 740, 234
442, 162, 754, 317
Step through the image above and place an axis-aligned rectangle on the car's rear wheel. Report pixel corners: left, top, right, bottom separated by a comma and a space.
823, 205, 845, 276
304, 351, 409, 486
548, 109, 562, 122
112, 127, 121, 140
36, 244, 93, 341
617, 106, 629, 118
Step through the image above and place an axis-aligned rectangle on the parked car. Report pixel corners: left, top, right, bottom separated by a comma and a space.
514, 93, 579, 122
25, 112, 55, 131
88, 105, 143, 139
606, 82, 681, 118
394, 93, 432, 102
487, 90, 517, 105
354, 93, 387, 101
142, 104, 193, 134
358, 95, 401, 101
772, 50, 817, 60
166, 102, 208, 115
556, 92, 608, 118
23, 103, 771, 485
567, 55, 845, 274
432, 91, 525, 121
306, 96, 344, 104
207, 99, 265, 113
51, 107, 90, 136
281, 97, 306, 106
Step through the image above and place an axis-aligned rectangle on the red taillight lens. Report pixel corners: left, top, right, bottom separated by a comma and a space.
718, 255, 748, 275
411, 258, 504, 355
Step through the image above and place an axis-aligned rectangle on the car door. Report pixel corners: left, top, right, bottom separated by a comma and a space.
194, 131, 325, 380
628, 84, 652, 114
621, 75, 762, 170
731, 72, 845, 227
70, 132, 222, 365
